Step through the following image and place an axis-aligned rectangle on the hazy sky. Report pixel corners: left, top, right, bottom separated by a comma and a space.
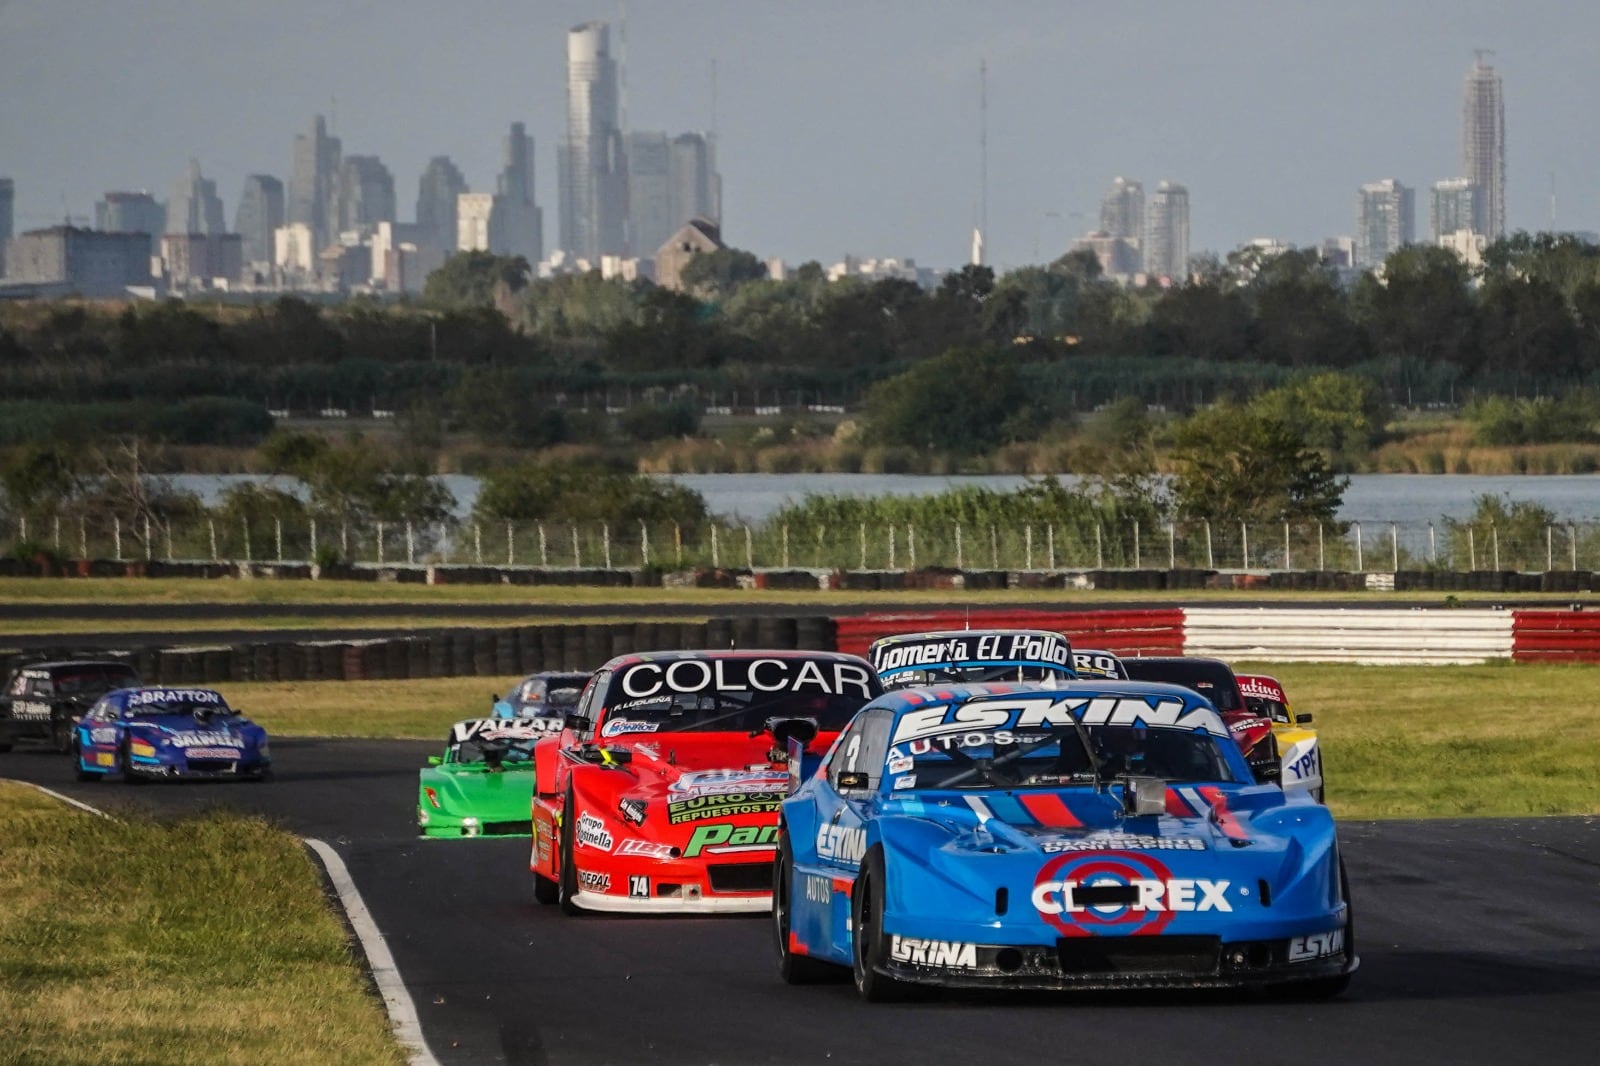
2, 1, 1596, 271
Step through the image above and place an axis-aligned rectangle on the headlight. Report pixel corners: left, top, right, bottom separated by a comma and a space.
462, 817, 480, 838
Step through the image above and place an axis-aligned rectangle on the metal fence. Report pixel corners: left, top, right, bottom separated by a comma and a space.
13, 514, 1600, 574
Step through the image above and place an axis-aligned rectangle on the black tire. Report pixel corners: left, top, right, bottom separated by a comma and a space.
50, 717, 74, 755
557, 785, 582, 916
773, 827, 843, 984
120, 741, 146, 785
851, 845, 918, 1002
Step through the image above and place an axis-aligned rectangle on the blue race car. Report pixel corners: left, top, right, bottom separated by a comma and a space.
73, 687, 272, 783
773, 680, 1355, 1000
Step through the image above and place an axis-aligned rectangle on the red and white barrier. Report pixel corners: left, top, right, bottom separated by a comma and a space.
837, 607, 1600, 665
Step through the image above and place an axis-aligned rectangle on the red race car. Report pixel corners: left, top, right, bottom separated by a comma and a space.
530, 649, 882, 915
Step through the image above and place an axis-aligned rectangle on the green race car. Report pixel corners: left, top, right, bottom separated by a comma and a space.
417, 718, 543, 838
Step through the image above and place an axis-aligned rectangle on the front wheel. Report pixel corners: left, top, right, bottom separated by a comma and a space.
557, 786, 582, 916
851, 845, 919, 1002
773, 828, 842, 984
1279, 858, 1354, 1000
120, 742, 146, 785
51, 717, 74, 754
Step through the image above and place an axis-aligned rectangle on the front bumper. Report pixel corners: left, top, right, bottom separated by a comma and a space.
570, 888, 769, 914
126, 755, 269, 779
876, 934, 1356, 991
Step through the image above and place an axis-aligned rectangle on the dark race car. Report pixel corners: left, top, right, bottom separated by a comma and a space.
0, 659, 142, 753
491, 671, 594, 731
74, 686, 271, 783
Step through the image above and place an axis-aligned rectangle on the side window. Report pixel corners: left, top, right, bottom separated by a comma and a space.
88, 697, 113, 721
27, 675, 54, 698
575, 670, 609, 744
829, 709, 892, 791
5, 672, 24, 696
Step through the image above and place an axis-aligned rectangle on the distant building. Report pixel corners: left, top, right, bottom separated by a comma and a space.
336, 155, 396, 233
3, 226, 153, 295
1439, 228, 1488, 268
457, 192, 502, 252
289, 114, 342, 249
235, 175, 284, 266
161, 232, 243, 286
0, 177, 11, 275
167, 159, 226, 236
558, 20, 626, 261
1071, 230, 1139, 278
273, 222, 317, 279
415, 156, 468, 252
497, 122, 543, 264
670, 133, 720, 231
1356, 178, 1415, 270
1462, 53, 1505, 239
1098, 177, 1144, 271
95, 191, 165, 259
373, 221, 446, 293
625, 131, 673, 257
1145, 181, 1190, 280
1430, 178, 1480, 243
1320, 236, 1357, 271
654, 217, 724, 292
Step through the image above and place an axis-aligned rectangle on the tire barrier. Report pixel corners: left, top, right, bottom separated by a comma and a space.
6, 606, 1600, 684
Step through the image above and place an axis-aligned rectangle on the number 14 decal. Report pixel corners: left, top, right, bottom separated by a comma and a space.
628, 875, 649, 898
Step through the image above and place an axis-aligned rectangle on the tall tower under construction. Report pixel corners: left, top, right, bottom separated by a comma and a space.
1462, 52, 1505, 239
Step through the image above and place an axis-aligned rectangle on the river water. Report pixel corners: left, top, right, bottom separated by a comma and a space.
167, 472, 1600, 526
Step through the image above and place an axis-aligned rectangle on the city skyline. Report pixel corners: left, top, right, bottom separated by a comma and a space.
1, 2, 1596, 270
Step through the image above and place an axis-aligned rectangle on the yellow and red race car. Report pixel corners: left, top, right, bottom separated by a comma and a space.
1235, 673, 1323, 802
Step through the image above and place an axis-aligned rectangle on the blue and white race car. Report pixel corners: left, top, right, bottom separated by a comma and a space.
73, 687, 272, 783
773, 680, 1355, 999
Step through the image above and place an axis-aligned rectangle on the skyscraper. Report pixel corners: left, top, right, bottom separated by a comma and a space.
235, 175, 284, 265
1145, 181, 1190, 280
624, 131, 672, 256
1462, 53, 1505, 239
1430, 178, 1480, 242
167, 160, 226, 235
289, 115, 341, 250
1098, 176, 1144, 272
558, 21, 626, 262
669, 132, 720, 231
497, 122, 544, 264
1356, 179, 1415, 270
416, 156, 468, 251
97, 190, 165, 260
335, 155, 396, 233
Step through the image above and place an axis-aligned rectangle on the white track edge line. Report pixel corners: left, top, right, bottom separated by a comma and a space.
305, 838, 440, 1066
15, 781, 114, 819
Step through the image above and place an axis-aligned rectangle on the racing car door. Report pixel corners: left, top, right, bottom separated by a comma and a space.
813, 708, 893, 875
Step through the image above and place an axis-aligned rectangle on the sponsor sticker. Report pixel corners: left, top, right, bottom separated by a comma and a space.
1072, 651, 1127, 679
616, 657, 874, 700
601, 719, 660, 737
815, 824, 866, 864
1039, 834, 1206, 854
666, 791, 785, 824
669, 769, 791, 797
1288, 927, 1345, 962
628, 874, 650, 899
1031, 851, 1232, 937
576, 812, 614, 851
891, 774, 917, 790
890, 694, 1226, 745
184, 747, 241, 760
12, 700, 51, 719
170, 731, 238, 748
890, 935, 978, 969
577, 869, 610, 892
804, 874, 831, 903
683, 822, 778, 858
129, 688, 222, 706
616, 838, 675, 859
618, 797, 648, 826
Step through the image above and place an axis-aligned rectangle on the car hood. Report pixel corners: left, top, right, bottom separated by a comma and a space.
126, 715, 260, 747
421, 765, 536, 819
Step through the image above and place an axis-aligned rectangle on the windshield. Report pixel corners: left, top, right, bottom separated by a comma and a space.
55, 667, 140, 697
124, 689, 232, 717
1121, 660, 1242, 713
599, 657, 879, 737
515, 674, 590, 704
885, 724, 1239, 791
451, 734, 539, 765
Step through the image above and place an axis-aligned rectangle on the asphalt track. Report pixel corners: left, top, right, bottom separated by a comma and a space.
5, 741, 1599, 1066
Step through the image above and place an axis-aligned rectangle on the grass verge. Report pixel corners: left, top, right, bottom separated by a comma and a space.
0, 782, 403, 1066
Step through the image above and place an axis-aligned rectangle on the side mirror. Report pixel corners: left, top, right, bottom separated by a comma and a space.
564, 713, 591, 732
1123, 775, 1168, 816
765, 716, 819, 749
1296, 713, 1314, 725
837, 771, 870, 791
428, 755, 442, 766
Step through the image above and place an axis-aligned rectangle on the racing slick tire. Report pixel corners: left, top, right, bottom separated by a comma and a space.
533, 870, 559, 905
851, 845, 921, 1002
557, 785, 582, 916
50, 717, 74, 754
1278, 858, 1354, 1000
119, 741, 146, 785
773, 827, 843, 984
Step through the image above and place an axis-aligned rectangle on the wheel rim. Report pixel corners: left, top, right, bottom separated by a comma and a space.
853, 874, 871, 986
773, 853, 790, 955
